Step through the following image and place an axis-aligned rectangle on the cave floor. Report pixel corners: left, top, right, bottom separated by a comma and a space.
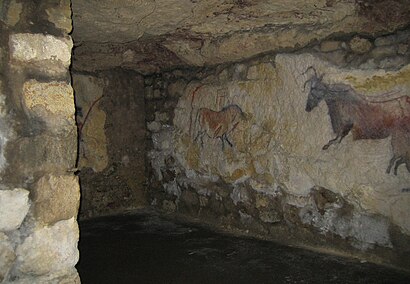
77, 210, 410, 284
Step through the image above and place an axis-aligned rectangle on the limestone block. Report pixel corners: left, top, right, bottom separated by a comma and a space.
32, 175, 80, 225
320, 40, 343, 52
349, 36, 372, 54
259, 209, 282, 223
46, 0, 72, 33
22, 80, 75, 133
9, 268, 80, 284
4, 0, 23, 27
15, 218, 79, 276
9, 33, 72, 75
0, 233, 16, 282
147, 121, 162, 133
370, 45, 397, 59
374, 34, 398, 47
0, 188, 30, 231
9, 132, 77, 176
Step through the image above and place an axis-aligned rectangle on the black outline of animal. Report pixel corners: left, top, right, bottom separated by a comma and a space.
194, 104, 245, 150
304, 66, 410, 175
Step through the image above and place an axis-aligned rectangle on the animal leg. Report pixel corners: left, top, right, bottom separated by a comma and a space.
194, 131, 205, 148
406, 159, 410, 173
223, 134, 233, 148
322, 123, 353, 150
219, 137, 225, 150
386, 155, 398, 174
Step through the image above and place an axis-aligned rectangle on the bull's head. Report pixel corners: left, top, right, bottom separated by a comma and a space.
303, 67, 327, 112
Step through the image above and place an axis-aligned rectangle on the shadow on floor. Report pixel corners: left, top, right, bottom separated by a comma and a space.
77, 210, 410, 284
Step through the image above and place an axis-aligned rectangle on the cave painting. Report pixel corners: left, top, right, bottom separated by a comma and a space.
194, 104, 245, 150
304, 67, 410, 175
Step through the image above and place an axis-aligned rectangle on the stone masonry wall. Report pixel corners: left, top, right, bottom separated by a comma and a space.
146, 30, 410, 270
0, 1, 80, 283
73, 70, 147, 218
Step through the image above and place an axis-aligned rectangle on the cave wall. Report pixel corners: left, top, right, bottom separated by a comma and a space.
146, 31, 410, 269
0, 0, 80, 283
73, 70, 147, 218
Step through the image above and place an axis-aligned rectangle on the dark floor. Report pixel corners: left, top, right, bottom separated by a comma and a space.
77, 210, 410, 284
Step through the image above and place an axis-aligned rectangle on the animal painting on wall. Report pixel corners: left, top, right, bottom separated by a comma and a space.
304, 66, 410, 175
194, 104, 245, 150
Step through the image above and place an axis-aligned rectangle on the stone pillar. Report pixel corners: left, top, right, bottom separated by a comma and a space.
0, 1, 80, 283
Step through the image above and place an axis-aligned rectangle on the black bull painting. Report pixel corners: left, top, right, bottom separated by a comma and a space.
304, 67, 410, 175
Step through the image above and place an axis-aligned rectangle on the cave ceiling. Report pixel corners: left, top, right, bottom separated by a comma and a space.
71, 0, 410, 74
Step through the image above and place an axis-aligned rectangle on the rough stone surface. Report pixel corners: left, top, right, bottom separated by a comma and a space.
349, 36, 373, 54
76, 71, 147, 218
9, 268, 80, 284
371, 45, 398, 59
147, 53, 410, 253
1, 1, 79, 283
0, 81, 12, 173
45, 0, 73, 34
15, 218, 79, 276
71, 0, 410, 74
22, 80, 75, 134
375, 34, 398, 46
32, 174, 80, 225
320, 40, 343, 52
72, 74, 108, 172
10, 34, 72, 76
0, 233, 15, 282
2, 0, 23, 27
7, 133, 77, 180
0, 188, 30, 231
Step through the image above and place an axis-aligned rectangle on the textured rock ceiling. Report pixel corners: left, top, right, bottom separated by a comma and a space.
71, 0, 410, 74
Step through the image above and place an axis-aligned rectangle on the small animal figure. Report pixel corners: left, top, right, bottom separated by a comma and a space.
194, 104, 245, 150
304, 66, 410, 175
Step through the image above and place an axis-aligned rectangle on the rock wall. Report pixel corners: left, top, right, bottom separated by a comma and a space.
73, 70, 147, 218
146, 30, 410, 269
0, 1, 80, 283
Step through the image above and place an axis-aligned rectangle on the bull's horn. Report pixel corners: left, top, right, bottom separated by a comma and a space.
303, 79, 312, 91
302, 66, 318, 77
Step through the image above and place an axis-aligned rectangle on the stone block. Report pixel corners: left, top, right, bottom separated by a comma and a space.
22, 80, 75, 133
147, 121, 162, 133
374, 34, 398, 47
32, 174, 80, 225
349, 36, 372, 54
15, 218, 79, 276
320, 40, 343, 52
0, 188, 30, 231
0, 233, 16, 282
370, 45, 397, 59
46, 0, 72, 33
3, 0, 23, 27
9, 33, 72, 76
8, 132, 77, 177
9, 268, 80, 284
259, 209, 282, 223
